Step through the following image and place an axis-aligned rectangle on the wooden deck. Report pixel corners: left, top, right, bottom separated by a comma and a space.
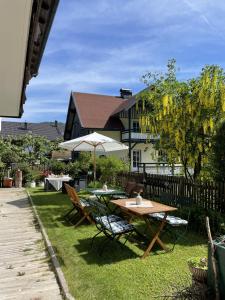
0, 188, 62, 300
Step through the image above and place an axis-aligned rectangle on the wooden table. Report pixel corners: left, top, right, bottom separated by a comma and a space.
111, 198, 177, 259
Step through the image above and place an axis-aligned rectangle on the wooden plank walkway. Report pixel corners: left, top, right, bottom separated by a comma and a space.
0, 188, 62, 300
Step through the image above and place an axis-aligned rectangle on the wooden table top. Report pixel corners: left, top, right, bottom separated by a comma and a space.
111, 198, 177, 216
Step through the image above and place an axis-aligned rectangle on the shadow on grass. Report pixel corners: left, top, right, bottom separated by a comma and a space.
30, 189, 207, 255
73, 235, 138, 265
133, 219, 207, 248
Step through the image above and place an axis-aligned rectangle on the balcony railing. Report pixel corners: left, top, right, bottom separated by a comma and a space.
121, 130, 159, 142
137, 162, 184, 176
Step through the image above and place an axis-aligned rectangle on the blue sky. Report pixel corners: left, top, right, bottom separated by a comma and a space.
5, 0, 225, 123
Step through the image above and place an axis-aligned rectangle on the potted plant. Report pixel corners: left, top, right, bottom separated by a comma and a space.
25, 172, 36, 188
188, 257, 208, 282
35, 172, 46, 187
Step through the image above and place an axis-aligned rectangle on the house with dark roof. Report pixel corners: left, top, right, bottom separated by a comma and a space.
64, 89, 160, 172
0, 120, 71, 162
0, 121, 64, 141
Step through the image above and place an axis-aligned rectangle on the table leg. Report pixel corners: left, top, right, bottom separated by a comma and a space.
141, 213, 168, 259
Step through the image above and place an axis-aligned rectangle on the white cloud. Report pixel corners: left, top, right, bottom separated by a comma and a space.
20, 0, 225, 122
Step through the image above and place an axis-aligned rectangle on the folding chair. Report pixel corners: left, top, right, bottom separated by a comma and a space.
88, 199, 135, 255
132, 183, 144, 196
112, 181, 137, 200
148, 192, 190, 251
64, 183, 94, 227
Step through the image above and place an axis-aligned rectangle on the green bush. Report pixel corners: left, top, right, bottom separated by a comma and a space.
180, 206, 225, 235
11, 162, 34, 184
187, 257, 208, 270
66, 161, 80, 178
210, 120, 225, 181
78, 152, 92, 174
87, 180, 102, 188
48, 160, 67, 175
96, 156, 129, 185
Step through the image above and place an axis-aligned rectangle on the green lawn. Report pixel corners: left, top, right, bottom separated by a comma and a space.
29, 188, 207, 300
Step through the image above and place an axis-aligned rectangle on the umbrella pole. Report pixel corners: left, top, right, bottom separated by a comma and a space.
93, 146, 96, 181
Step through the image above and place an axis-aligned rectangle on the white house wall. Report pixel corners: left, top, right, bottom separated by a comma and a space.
0, 0, 33, 117
95, 129, 158, 169
95, 130, 128, 162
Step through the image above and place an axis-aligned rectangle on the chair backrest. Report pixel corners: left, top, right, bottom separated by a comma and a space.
88, 199, 107, 216
175, 195, 192, 208
64, 183, 73, 199
132, 183, 144, 195
159, 192, 176, 206
125, 181, 137, 196
64, 183, 80, 206
87, 199, 110, 229
160, 192, 191, 221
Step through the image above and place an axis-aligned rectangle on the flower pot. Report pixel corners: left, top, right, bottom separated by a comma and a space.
3, 178, 13, 188
30, 181, 36, 188
26, 181, 36, 188
37, 181, 44, 187
189, 265, 207, 283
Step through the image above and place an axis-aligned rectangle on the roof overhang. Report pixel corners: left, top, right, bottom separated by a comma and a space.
0, 0, 59, 118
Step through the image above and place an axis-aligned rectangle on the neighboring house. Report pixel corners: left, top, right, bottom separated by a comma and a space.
0, 121, 64, 141
0, 0, 59, 117
0, 120, 71, 162
64, 89, 160, 172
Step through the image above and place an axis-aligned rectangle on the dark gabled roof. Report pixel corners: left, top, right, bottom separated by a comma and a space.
112, 96, 136, 114
72, 92, 130, 128
0, 121, 64, 141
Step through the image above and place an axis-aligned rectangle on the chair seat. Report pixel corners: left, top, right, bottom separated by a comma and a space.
80, 198, 91, 207
149, 213, 188, 226
88, 195, 98, 200
112, 194, 128, 200
95, 215, 134, 234
95, 214, 123, 224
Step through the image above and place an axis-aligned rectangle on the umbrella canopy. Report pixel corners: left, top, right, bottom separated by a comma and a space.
59, 132, 128, 180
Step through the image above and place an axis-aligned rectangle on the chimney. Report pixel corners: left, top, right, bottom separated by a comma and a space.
120, 88, 132, 98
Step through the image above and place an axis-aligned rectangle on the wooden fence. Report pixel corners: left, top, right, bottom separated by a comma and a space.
117, 173, 225, 213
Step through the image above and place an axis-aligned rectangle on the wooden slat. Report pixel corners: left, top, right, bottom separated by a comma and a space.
117, 173, 225, 213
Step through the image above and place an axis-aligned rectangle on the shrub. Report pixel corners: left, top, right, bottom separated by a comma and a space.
78, 152, 92, 174
48, 160, 67, 175
210, 120, 225, 181
66, 161, 80, 178
11, 162, 32, 185
187, 257, 208, 270
87, 180, 102, 188
96, 156, 129, 185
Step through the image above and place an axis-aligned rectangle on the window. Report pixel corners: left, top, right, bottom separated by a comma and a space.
132, 121, 140, 132
133, 150, 141, 169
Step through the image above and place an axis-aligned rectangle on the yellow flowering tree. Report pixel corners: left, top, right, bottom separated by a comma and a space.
139, 60, 225, 180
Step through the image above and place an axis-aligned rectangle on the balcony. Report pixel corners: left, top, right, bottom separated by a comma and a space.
121, 130, 160, 142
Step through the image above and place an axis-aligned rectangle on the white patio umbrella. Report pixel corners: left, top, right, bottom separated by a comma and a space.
59, 132, 128, 180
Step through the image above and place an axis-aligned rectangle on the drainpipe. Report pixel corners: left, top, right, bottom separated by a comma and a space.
128, 109, 131, 171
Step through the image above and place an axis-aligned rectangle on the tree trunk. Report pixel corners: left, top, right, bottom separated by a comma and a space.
193, 153, 202, 180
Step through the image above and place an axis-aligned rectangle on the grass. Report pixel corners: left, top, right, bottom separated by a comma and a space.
29, 187, 207, 300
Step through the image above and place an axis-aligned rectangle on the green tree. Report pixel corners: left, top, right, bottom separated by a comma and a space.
140, 60, 225, 180
210, 120, 225, 181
